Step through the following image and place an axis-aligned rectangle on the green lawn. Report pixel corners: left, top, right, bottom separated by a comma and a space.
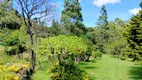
32, 54, 142, 80
32, 60, 52, 80
79, 54, 142, 80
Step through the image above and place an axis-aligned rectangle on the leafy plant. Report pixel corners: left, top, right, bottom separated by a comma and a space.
36, 35, 88, 64
50, 60, 92, 80
0, 62, 30, 80
92, 49, 102, 59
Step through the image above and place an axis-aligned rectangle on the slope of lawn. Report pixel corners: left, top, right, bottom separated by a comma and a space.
79, 54, 142, 80
32, 54, 142, 80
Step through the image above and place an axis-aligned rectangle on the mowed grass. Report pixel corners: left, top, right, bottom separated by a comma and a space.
32, 60, 52, 80
79, 54, 142, 80
32, 54, 142, 80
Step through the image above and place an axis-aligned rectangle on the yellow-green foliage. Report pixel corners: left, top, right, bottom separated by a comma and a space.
0, 65, 19, 80
18, 26, 31, 49
36, 35, 88, 55
92, 49, 102, 59
8, 63, 29, 72
0, 70, 19, 80
2, 26, 29, 46
0, 52, 27, 65
2, 26, 29, 55
0, 63, 29, 80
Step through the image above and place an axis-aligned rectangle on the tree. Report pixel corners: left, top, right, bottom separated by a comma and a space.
32, 18, 50, 38
61, 0, 86, 36
103, 19, 127, 57
140, 1, 142, 8
50, 19, 60, 35
0, 0, 22, 29
14, 0, 55, 71
93, 27, 108, 52
125, 7, 142, 61
115, 18, 126, 27
94, 5, 109, 53
36, 35, 88, 64
96, 5, 108, 29
0, 0, 12, 17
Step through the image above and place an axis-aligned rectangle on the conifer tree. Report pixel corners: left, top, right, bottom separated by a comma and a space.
97, 5, 108, 29
126, 1, 142, 60
94, 5, 109, 52
61, 0, 86, 36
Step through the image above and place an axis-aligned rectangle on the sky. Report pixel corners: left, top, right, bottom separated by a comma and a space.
55, 0, 142, 27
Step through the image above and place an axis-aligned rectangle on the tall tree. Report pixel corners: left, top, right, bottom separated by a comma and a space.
125, 1, 142, 61
96, 5, 108, 29
94, 5, 109, 52
61, 0, 86, 36
14, 0, 55, 71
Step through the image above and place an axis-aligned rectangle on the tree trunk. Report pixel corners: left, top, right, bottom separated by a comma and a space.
29, 34, 36, 72
39, 61, 42, 70
58, 54, 61, 65
85, 55, 90, 62
76, 55, 81, 64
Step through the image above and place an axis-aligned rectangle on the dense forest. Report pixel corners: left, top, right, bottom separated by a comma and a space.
0, 0, 142, 80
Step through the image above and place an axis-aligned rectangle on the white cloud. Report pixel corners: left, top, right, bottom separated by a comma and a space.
93, 0, 121, 7
129, 8, 141, 15
79, 0, 81, 2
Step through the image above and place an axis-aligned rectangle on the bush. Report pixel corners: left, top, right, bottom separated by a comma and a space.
5, 45, 26, 55
126, 58, 133, 62
0, 70, 19, 80
1, 28, 27, 56
36, 35, 88, 64
0, 63, 30, 80
92, 49, 102, 59
120, 56, 126, 60
50, 60, 92, 80
134, 60, 142, 65
5, 46, 18, 55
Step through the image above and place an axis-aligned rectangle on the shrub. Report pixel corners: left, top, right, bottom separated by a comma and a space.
5, 46, 18, 55
3, 29, 27, 55
134, 60, 142, 65
50, 60, 92, 80
92, 49, 102, 59
36, 35, 88, 64
0, 63, 30, 80
0, 65, 19, 80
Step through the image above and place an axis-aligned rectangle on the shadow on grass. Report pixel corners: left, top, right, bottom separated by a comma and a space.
85, 66, 97, 69
79, 60, 97, 70
89, 60, 96, 63
79, 62, 88, 65
129, 66, 142, 80
79, 60, 96, 65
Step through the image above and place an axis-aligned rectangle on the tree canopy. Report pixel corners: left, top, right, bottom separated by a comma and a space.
61, 0, 86, 36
